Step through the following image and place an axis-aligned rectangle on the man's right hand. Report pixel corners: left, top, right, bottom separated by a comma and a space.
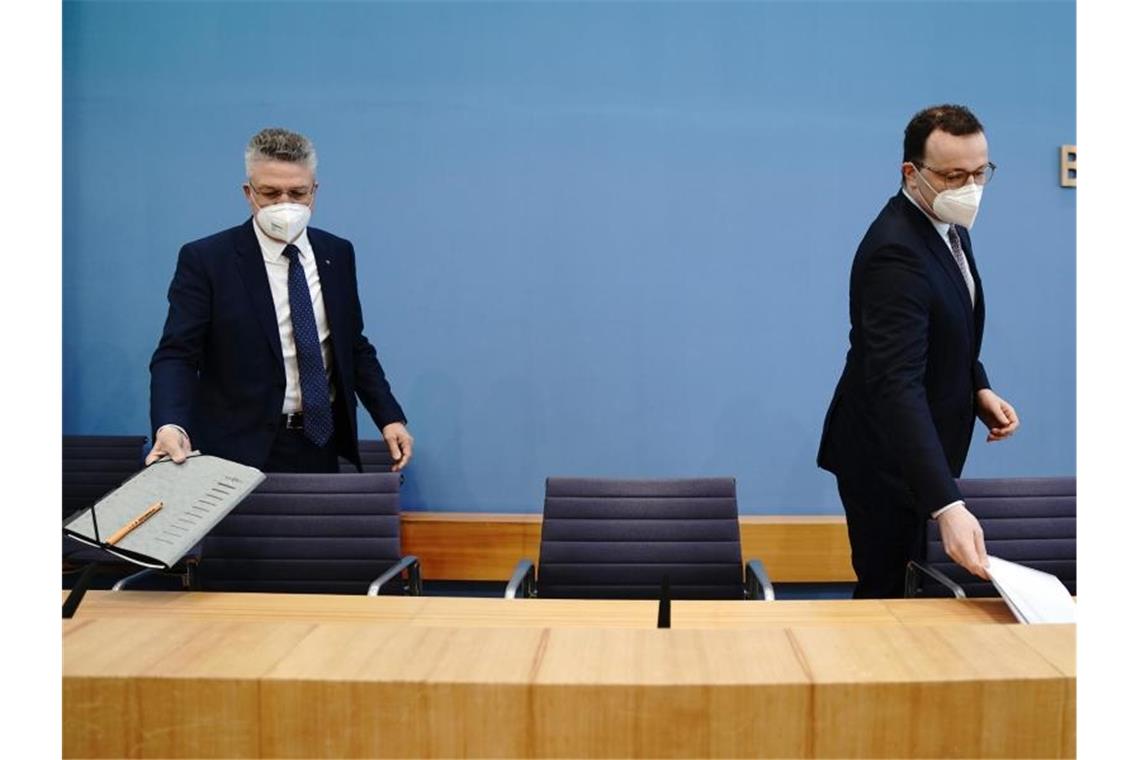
936, 503, 990, 580
145, 425, 192, 465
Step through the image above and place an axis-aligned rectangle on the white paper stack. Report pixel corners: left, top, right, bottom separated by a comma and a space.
986, 555, 1077, 624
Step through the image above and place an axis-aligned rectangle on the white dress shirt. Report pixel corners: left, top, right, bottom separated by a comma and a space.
251, 220, 335, 414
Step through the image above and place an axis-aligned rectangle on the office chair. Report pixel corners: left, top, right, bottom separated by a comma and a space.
905, 477, 1076, 598
117, 471, 419, 595
339, 439, 399, 473
505, 477, 774, 600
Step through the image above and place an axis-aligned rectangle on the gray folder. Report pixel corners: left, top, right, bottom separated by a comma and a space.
63, 453, 265, 568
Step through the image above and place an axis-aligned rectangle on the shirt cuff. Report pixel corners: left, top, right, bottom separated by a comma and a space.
156, 424, 189, 443
931, 500, 965, 520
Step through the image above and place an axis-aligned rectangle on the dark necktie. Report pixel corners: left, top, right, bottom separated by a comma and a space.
946, 225, 976, 307
283, 244, 333, 446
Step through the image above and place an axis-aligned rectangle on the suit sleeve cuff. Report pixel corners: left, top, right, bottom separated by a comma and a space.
972, 360, 991, 392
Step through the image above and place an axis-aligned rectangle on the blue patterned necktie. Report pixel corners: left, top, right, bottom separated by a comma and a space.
283, 244, 334, 446
946, 225, 976, 307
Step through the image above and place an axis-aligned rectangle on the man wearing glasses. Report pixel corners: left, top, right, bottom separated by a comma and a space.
147, 128, 414, 473
817, 104, 1019, 598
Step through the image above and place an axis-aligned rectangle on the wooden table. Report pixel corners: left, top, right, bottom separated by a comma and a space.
63, 592, 1074, 758
66, 590, 1019, 627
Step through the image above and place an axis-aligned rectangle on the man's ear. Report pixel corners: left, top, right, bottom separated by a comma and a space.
900, 162, 918, 190
242, 183, 258, 213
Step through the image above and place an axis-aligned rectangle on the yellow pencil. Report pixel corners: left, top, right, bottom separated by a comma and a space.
107, 500, 164, 546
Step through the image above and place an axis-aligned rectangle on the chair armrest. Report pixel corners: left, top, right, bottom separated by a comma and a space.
504, 559, 536, 599
905, 560, 966, 599
111, 567, 155, 591
111, 547, 202, 591
183, 541, 204, 562
368, 555, 422, 596
745, 559, 775, 601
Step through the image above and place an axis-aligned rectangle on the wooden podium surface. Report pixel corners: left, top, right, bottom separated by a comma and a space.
63, 592, 1074, 758
66, 590, 1019, 627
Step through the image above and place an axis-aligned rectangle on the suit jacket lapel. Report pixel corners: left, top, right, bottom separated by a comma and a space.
958, 226, 986, 348
894, 193, 977, 337
309, 233, 351, 381
232, 218, 285, 370
309, 234, 342, 340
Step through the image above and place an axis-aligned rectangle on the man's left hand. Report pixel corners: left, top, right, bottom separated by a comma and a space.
976, 388, 1020, 442
381, 422, 414, 471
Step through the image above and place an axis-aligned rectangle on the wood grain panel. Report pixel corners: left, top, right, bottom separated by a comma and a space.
883, 598, 1018, 625
400, 512, 541, 581
400, 512, 854, 582
1009, 624, 1077, 758
791, 623, 1071, 758
528, 627, 811, 758
63, 617, 314, 758
63, 606, 1074, 759
69, 591, 1017, 628
739, 516, 854, 582
259, 624, 812, 758
259, 624, 544, 758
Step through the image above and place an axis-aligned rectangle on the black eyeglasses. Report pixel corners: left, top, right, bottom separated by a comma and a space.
247, 184, 315, 204
914, 161, 996, 189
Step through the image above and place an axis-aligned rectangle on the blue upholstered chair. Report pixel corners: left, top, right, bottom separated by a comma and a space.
505, 477, 773, 600
905, 477, 1077, 598
339, 439, 399, 473
194, 471, 420, 595
62, 435, 149, 523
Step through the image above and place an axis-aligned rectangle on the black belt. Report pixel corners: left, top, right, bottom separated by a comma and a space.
281, 412, 305, 430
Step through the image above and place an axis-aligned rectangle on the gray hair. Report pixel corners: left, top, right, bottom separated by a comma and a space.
244, 128, 318, 177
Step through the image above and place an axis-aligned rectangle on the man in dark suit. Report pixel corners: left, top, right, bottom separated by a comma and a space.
818, 105, 1019, 598
147, 127, 413, 473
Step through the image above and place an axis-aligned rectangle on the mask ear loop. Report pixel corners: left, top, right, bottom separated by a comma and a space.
246, 183, 266, 212
909, 163, 939, 197
908, 163, 953, 223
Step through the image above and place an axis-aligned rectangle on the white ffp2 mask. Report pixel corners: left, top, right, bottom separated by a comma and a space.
915, 169, 984, 229
254, 202, 311, 243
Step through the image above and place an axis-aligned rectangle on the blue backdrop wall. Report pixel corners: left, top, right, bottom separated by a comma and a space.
63, 1, 1075, 513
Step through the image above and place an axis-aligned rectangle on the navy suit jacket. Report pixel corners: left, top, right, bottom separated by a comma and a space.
817, 191, 989, 515
150, 219, 406, 469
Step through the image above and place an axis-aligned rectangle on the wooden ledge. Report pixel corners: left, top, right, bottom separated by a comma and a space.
400, 513, 854, 583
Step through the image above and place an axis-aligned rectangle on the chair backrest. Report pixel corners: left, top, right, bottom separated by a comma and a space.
537, 477, 744, 600
339, 439, 398, 473
197, 471, 403, 594
923, 477, 1076, 597
62, 435, 147, 521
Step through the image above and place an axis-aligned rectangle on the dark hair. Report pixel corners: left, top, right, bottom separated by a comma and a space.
903, 104, 984, 167
245, 127, 317, 176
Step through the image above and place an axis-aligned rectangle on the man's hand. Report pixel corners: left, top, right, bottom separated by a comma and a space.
936, 503, 990, 579
976, 388, 1019, 442
145, 425, 192, 465
381, 422, 414, 472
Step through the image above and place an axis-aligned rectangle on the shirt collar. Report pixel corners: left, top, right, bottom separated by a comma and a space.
251, 217, 313, 263
902, 186, 952, 240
